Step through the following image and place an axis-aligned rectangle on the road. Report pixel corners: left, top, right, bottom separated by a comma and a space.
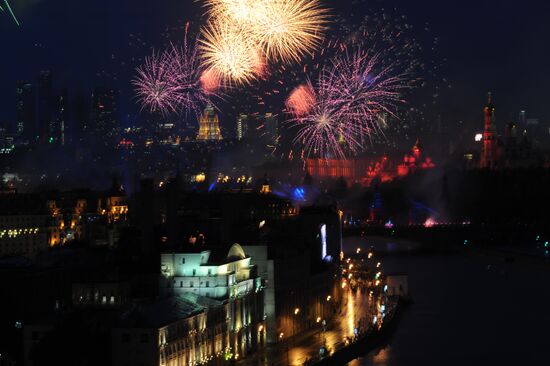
237, 287, 380, 366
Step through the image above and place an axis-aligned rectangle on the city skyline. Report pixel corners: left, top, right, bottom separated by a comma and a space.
0, 0, 548, 133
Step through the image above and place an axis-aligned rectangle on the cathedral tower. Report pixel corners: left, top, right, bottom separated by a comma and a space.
480, 93, 499, 168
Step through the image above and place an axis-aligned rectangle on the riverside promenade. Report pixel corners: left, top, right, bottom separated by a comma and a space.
236, 288, 399, 366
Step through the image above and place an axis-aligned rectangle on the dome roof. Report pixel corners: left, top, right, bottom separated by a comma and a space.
227, 243, 246, 261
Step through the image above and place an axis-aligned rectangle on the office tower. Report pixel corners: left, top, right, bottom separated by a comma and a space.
50, 89, 68, 145
72, 93, 89, 142
518, 110, 526, 127
37, 71, 53, 143
236, 113, 248, 141
15, 81, 35, 140
264, 113, 278, 145
91, 87, 119, 142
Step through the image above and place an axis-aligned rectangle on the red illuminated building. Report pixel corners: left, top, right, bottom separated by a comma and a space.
307, 140, 435, 186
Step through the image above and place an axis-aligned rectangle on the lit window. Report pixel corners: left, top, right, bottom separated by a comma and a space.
320, 224, 327, 259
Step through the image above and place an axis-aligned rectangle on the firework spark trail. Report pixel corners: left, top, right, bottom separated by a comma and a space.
331, 50, 408, 141
200, 0, 329, 84
288, 71, 365, 160
251, 0, 329, 63
287, 48, 407, 159
199, 20, 262, 85
133, 51, 181, 116
1, 0, 20, 26
133, 34, 218, 116
286, 84, 316, 117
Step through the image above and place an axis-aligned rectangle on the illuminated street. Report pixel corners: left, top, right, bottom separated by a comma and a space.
237, 288, 376, 366
237, 244, 396, 366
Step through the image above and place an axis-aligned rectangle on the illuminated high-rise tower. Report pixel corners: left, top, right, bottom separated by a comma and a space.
480, 92, 500, 169
236, 113, 248, 141
196, 104, 223, 141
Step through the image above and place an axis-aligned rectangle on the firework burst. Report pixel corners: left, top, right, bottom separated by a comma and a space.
287, 48, 407, 159
201, 0, 329, 69
199, 20, 263, 85
133, 35, 216, 116
252, 0, 329, 63
286, 84, 316, 117
133, 51, 181, 115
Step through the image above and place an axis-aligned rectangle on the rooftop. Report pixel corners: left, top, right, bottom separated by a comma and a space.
117, 293, 222, 328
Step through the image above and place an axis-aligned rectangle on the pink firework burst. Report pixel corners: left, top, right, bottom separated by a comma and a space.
287, 48, 407, 159
133, 35, 217, 117
331, 50, 407, 139
133, 51, 181, 116
286, 84, 316, 117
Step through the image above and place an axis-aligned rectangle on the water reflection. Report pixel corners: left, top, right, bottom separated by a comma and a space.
344, 236, 550, 366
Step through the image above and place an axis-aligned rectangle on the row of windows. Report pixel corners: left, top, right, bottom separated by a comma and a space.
177, 281, 212, 287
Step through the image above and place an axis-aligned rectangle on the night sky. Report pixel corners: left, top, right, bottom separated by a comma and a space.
1, 0, 548, 132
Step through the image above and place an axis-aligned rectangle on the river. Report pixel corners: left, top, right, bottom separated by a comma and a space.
344, 236, 550, 366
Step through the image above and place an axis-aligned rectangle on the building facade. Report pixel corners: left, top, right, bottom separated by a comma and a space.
160, 244, 260, 300
196, 104, 223, 141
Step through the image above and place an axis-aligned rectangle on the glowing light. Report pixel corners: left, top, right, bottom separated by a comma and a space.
204, 0, 329, 64
294, 308, 300, 315
320, 224, 327, 259
424, 217, 437, 228
475, 133, 483, 142
195, 173, 206, 183
199, 21, 262, 85
251, 0, 329, 63
326, 295, 331, 301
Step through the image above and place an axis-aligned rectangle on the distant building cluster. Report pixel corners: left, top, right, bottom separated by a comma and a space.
307, 139, 435, 186
3, 71, 119, 149
0, 179, 128, 257
479, 93, 543, 169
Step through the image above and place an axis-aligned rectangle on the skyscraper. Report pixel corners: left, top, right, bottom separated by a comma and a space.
37, 71, 53, 143
263, 113, 278, 145
236, 113, 248, 141
72, 92, 90, 143
15, 81, 35, 140
91, 87, 119, 143
518, 110, 526, 128
196, 104, 223, 141
50, 89, 68, 145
